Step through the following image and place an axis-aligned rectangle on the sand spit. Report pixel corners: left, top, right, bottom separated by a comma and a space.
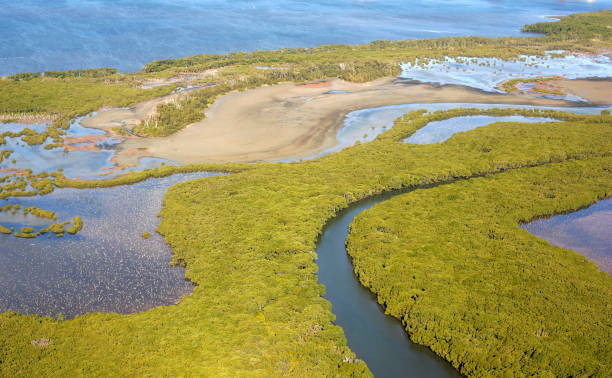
83, 77, 602, 165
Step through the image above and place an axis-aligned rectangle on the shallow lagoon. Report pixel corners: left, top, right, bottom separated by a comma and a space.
521, 198, 612, 274
0, 172, 219, 319
404, 115, 555, 144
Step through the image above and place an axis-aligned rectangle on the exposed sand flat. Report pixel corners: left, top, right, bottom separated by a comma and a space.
85, 78, 587, 165
551, 78, 612, 105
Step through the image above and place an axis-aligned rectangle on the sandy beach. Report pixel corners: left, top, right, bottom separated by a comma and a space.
83, 77, 608, 165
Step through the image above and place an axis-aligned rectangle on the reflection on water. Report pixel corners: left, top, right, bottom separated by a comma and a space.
278, 103, 612, 161
404, 115, 555, 144
317, 193, 461, 377
0, 172, 219, 319
400, 53, 612, 93
0, 116, 174, 179
520, 198, 612, 274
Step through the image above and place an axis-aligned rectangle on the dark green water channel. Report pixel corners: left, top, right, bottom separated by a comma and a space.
316, 192, 461, 377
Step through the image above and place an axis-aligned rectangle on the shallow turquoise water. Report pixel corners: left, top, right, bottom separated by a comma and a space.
2, 0, 611, 75
0, 116, 174, 179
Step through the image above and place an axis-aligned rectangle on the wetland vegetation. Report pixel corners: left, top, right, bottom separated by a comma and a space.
1, 11, 610, 142
2, 105, 611, 375
0, 10, 611, 377
346, 158, 611, 376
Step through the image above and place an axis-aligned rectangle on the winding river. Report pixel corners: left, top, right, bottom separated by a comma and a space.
316, 191, 612, 377
2, 103, 609, 375
317, 191, 461, 377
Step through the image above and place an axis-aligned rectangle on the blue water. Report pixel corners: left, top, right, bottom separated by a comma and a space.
279, 104, 612, 161
0, 172, 220, 319
317, 192, 461, 377
2, 0, 611, 76
400, 53, 612, 93
521, 198, 612, 274
404, 115, 556, 144
0, 116, 174, 179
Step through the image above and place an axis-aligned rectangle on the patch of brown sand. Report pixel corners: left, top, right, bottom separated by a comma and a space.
85, 78, 583, 165
550, 78, 612, 105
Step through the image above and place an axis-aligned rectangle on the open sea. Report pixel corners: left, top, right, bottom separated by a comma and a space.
1, 0, 611, 76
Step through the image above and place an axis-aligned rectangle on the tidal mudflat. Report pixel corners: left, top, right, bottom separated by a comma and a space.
400, 53, 612, 94
0, 172, 219, 319
108, 79, 593, 165
521, 198, 612, 274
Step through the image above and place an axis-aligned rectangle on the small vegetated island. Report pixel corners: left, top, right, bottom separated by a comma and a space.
0, 11, 611, 377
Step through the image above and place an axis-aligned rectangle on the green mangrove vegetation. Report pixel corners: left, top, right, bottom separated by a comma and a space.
0, 214, 82, 239
0, 171, 56, 200
1, 11, 610, 142
500, 76, 565, 95
1, 10, 611, 376
0, 203, 82, 239
66, 217, 83, 235
522, 10, 612, 41
1, 106, 611, 375
346, 158, 612, 376
0, 204, 56, 220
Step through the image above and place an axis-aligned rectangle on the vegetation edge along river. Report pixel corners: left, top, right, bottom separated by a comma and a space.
1, 11, 611, 377
345, 158, 612, 376
2, 106, 612, 375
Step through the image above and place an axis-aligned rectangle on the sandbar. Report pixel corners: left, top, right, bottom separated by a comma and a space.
83, 78, 603, 165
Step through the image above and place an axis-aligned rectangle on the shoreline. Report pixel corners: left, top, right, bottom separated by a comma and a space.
82, 77, 608, 166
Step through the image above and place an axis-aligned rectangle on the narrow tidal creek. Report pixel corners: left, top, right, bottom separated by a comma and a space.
316, 192, 461, 377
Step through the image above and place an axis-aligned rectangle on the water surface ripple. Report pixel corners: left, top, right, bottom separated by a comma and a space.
521, 198, 612, 274
0, 172, 219, 319
1, 0, 611, 75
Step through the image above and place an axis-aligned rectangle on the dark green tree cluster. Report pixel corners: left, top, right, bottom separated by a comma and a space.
522, 10, 612, 41
42, 68, 118, 79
